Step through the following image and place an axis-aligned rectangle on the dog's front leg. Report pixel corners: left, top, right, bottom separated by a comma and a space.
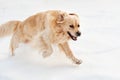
37, 37, 53, 58
42, 43, 53, 58
58, 42, 82, 65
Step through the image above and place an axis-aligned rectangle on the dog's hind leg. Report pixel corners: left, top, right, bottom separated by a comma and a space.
10, 32, 21, 56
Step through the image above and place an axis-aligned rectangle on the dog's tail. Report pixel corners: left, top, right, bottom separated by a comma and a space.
0, 21, 21, 37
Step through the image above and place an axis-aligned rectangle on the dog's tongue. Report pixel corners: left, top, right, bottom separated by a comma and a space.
73, 36, 77, 41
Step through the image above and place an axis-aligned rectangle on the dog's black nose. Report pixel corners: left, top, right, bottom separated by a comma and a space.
76, 31, 81, 37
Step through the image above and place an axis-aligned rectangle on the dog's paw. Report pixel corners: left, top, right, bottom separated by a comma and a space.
74, 59, 82, 65
75, 60, 82, 65
42, 50, 52, 58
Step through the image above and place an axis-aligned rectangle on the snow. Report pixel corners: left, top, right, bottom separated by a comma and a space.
0, 0, 120, 80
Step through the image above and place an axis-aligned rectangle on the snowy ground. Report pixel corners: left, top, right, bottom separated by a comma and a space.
0, 0, 120, 80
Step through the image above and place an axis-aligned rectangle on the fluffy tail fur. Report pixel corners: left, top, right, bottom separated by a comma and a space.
0, 21, 20, 37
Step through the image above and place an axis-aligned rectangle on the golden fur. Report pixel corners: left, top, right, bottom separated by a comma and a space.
0, 10, 82, 64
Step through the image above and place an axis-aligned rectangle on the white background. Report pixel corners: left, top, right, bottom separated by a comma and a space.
0, 0, 120, 80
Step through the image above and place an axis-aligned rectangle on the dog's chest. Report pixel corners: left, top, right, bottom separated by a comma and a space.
52, 32, 69, 44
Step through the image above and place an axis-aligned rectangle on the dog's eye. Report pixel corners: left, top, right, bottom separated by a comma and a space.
69, 25, 74, 28
78, 24, 80, 27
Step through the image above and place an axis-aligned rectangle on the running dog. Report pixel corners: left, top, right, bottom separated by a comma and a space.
0, 10, 82, 64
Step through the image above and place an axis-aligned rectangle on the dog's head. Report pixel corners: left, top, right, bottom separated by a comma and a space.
56, 12, 81, 41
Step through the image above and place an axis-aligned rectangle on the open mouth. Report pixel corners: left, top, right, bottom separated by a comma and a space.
67, 31, 77, 41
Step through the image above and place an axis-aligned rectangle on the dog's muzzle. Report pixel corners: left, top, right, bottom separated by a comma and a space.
76, 31, 81, 37
67, 31, 81, 41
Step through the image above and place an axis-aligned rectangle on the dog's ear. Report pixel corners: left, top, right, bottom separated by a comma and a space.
69, 13, 78, 17
57, 13, 65, 23
69, 13, 76, 15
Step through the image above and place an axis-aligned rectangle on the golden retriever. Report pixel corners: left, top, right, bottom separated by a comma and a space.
0, 10, 82, 64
